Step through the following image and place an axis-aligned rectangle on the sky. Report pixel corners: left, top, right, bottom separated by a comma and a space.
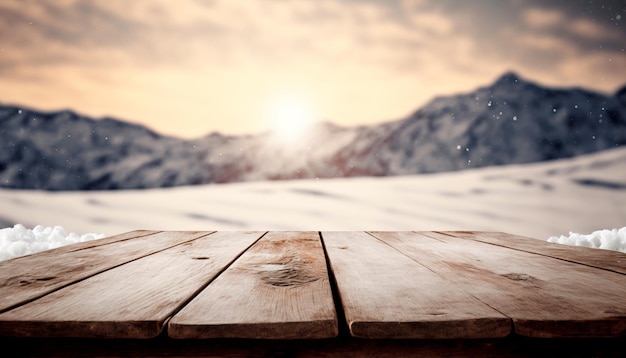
1, 0, 625, 138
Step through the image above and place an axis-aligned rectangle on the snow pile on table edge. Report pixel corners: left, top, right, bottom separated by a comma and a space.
0, 224, 105, 261
0, 224, 625, 262
547, 227, 626, 254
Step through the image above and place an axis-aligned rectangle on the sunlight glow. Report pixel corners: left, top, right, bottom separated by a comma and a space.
269, 96, 315, 145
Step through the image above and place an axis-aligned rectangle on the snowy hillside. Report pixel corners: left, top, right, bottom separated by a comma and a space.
364, 72, 626, 174
1, 72, 625, 190
1, 147, 625, 243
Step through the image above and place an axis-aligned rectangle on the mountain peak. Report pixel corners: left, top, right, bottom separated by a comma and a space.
492, 71, 525, 88
2, 71, 625, 190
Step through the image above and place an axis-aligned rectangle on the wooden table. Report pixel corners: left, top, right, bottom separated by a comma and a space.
1, 231, 624, 356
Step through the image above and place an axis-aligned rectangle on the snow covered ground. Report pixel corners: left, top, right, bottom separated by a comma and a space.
547, 227, 626, 253
0, 225, 105, 261
0, 147, 625, 260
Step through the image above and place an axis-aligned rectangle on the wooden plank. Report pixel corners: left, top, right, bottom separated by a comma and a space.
168, 231, 337, 339
0, 230, 193, 313
321, 231, 510, 339
0, 231, 263, 338
373, 231, 626, 338
439, 231, 626, 275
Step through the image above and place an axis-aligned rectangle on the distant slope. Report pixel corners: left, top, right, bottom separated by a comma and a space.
331, 72, 626, 175
1, 146, 625, 240
1, 72, 625, 190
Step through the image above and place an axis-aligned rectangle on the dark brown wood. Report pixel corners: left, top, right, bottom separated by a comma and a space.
439, 231, 626, 275
169, 231, 337, 339
0, 232, 262, 338
2, 335, 625, 357
372, 231, 626, 338
322, 231, 510, 339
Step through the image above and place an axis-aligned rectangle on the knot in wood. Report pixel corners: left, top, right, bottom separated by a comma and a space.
257, 258, 319, 287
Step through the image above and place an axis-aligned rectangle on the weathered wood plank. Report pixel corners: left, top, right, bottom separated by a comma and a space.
373, 231, 626, 338
0, 231, 263, 338
169, 231, 337, 339
439, 231, 626, 275
0, 230, 196, 313
321, 231, 510, 339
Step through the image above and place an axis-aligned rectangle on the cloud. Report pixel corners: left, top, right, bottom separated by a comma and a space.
515, 33, 576, 54
1, 0, 624, 138
521, 6, 623, 42
522, 8, 565, 29
1, 0, 469, 73
408, 11, 454, 35
560, 51, 626, 88
568, 18, 622, 41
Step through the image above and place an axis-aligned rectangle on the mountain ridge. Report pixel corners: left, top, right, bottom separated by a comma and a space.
1, 72, 625, 190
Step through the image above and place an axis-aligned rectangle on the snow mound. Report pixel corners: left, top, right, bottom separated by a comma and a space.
0, 224, 105, 261
547, 227, 626, 253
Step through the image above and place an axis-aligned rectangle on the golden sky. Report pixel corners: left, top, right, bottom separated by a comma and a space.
1, 0, 625, 138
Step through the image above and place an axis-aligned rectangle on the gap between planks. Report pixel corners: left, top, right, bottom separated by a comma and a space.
168, 231, 338, 339
435, 231, 626, 275
0, 232, 264, 338
371, 231, 626, 338
321, 231, 511, 339
0, 230, 194, 314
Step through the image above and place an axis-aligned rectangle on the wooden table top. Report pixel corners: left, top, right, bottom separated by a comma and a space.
0, 231, 625, 344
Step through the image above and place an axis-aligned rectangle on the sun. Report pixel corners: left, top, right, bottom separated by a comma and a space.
269, 96, 315, 145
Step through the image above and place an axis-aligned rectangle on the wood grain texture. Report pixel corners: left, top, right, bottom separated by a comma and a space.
0, 230, 174, 313
321, 231, 510, 339
373, 231, 626, 338
0, 231, 263, 338
169, 231, 337, 339
439, 231, 626, 275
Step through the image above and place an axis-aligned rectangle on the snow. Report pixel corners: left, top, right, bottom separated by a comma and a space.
548, 227, 626, 253
5, 73, 626, 191
0, 147, 625, 261
0, 224, 105, 261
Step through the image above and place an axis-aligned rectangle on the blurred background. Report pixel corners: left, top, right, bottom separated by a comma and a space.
1, 0, 624, 137
0, 0, 625, 245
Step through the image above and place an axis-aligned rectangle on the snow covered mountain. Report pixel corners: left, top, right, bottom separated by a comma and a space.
1, 72, 625, 190
343, 72, 626, 175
